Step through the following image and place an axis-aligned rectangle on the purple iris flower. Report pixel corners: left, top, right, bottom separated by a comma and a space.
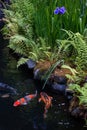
54, 6, 66, 15
54, 7, 60, 15
59, 6, 66, 14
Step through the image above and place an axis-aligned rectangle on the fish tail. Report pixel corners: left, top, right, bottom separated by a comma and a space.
35, 90, 37, 96
43, 113, 47, 118
43, 109, 48, 118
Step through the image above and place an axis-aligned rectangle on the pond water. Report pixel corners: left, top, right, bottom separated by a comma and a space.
0, 34, 86, 130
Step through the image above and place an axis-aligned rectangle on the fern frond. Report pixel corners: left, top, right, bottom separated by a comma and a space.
8, 34, 31, 56
17, 58, 29, 68
61, 65, 78, 76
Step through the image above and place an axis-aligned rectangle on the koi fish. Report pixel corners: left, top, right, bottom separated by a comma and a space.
0, 82, 18, 98
13, 91, 37, 107
39, 92, 53, 118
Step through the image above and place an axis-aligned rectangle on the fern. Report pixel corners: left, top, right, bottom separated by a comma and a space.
28, 38, 51, 62
17, 58, 29, 68
56, 30, 87, 71
61, 64, 78, 76
1, 0, 35, 61
8, 34, 31, 56
69, 83, 87, 106
2, 1, 53, 63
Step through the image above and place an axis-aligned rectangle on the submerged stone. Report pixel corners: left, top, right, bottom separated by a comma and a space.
66, 89, 74, 100
71, 107, 80, 117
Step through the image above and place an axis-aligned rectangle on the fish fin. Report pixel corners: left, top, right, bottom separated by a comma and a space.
49, 96, 53, 100
1, 94, 10, 98
43, 113, 47, 118
35, 90, 37, 96
43, 109, 48, 118
23, 102, 27, 105
38, 98, 41, 102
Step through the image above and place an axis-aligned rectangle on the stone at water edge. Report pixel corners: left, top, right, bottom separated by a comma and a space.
0, 10, 4, 29
33, 69, 46, 80
26, 59, 36, 69
51, 82, 67, 95
52, 75, 67, 84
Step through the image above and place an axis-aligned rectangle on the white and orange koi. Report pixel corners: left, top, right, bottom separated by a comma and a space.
13, 91, 37, 107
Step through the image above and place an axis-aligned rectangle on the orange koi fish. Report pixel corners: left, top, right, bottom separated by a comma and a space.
13, 91, 37, 107
39, 92, 53, 118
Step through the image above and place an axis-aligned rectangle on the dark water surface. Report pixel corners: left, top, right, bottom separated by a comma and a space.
0, 34, 86, 130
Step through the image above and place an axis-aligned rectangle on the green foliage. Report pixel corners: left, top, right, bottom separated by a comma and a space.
56, 30, 87, 71
61, 64, 78, 82
11, 0, 34, 39
2, 0, 87, 72
69, 83, 87, 106
2, 0, 59, 65
32, 0, 67, 48
60, 0, 87, 34
17, 58, 29, 68
61, 64, 78, 76
2, 10, 19, 37
8, 34, 31, 56
28, 37, 51, 61
32, 0, 87, 48
1, 1, 34, 65
2, 0, 33, 39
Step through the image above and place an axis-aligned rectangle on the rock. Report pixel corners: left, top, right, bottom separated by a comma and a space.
71, 107, 80, 117
33, 68, 68, 95
34, 69, 40, 80
0, 0, 11, 29
26, 59, 36, 69
33, 69, 46, 80
0, 10, 4, 29
51, 82, 67, 94
66, 89, 74, 100
52, 75, 67, 84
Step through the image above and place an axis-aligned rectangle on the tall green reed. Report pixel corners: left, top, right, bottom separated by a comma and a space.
32, 0, 67, 48
32, 0, 87, 48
